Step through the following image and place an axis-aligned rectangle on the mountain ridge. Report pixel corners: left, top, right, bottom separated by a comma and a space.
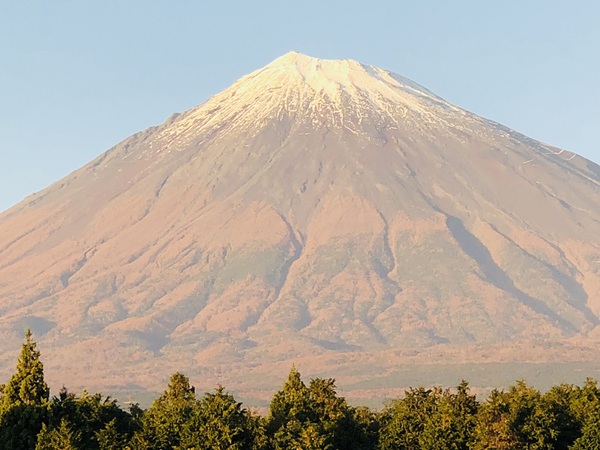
0, 52, 599, 400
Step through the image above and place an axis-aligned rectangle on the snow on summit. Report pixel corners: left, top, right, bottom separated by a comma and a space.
163, 51, 467, 143
266, 51, 441, 104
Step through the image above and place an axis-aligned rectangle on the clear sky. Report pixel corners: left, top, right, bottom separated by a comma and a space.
1, 1, 598, 212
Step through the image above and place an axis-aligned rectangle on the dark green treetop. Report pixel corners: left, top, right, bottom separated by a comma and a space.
35, 419, 81, 450
46, 388, 135, 450
419, 380, 479, 450
267, 366, 371, 450
178, 385, 255, 450
473, 380, 559, 450
129, 372, 197, 450
95, 418, 127, 450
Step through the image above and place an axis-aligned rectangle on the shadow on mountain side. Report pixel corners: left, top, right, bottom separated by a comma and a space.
311, 338, 360, 352
445, 215, 576, 333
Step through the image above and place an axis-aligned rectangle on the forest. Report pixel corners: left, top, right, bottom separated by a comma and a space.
2, 330, 600, 449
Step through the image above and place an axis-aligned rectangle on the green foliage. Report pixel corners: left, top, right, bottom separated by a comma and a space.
35, 419, 81, 450
379, 381, 478, 450
419, 380, 479, 450
0, 330, 50, 450
0, 403, 48, 450
307, 377, 368, 450
473, 380, 560, 450
96, 419, 127, 450
351, 406, 380, 450
269, 366, 312, 426
2, 329, 49, 409
571, 416, 600, 449
267, 367, 371, 450
46, 387, 134, 450
293, 422, 332, 450
267, 367, 312, 449
130, 372, 197, 450
379, 386, 439, 449
542, 383, 582, 448
178, 386, 254, 450
2, 335, 600, 450
570, 378, 600, 423
568, 378, 600, 450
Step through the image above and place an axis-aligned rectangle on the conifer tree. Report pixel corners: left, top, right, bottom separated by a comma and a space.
179, 386, 254, 450
129, 372, 197, 450
267, 367, 366, 449
0, 329, 50, 450
307, 377, 361, 449
472, 380, 558, 450
269, 366, 312, 427
542, 383, 582, 449
418, 381, 479, 450
44, 389, 135, 450
568, 379, 600, 450
35, 419, 81, 450
2, 328, 49, 408
267, 366, 314, 449
379, 386, 440, 450
95, 418, 126, 450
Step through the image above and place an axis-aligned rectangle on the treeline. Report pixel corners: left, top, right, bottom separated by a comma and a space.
2, 331, 600, 449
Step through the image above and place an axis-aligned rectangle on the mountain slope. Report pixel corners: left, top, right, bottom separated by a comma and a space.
1, 52, 599, 399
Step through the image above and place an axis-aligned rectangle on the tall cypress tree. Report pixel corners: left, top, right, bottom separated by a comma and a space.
267, 366, 313, 449
0, 329, 50, 450
2, 328, 49, 408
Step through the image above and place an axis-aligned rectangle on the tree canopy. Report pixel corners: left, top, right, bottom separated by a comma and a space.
2, 328, 49, 408
2, 332, 600, 449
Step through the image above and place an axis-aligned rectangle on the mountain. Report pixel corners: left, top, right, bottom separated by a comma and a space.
1, 52, 599, 403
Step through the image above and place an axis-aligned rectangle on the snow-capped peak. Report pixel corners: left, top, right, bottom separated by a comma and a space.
160, 52, 463, 145
262, 51, 444, 106
267, 50, 315, 66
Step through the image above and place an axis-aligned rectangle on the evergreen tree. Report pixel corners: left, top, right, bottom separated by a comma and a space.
0, 403, 48, 450
570, 378, 600, 424
43, 386, 134, 450
419, 380, 479, 450
267, 366, 313, 449
269, 366, 312, 427
307, 377, 364, 450
35, 423, 52, 450
0, 330, 50, 450
130, 372, 197, 450
35, 418, 81, 450
379, 386, 439, 450
2, 329, 49, 408
542, 383, 582, 449
267, 367, 367, 450
473, 380, 558, 450
178, 386, 254, 450
294, 422, 332, 450
569, 379, 600, 450
96, 418, 127, 450
350, 406, 380, 450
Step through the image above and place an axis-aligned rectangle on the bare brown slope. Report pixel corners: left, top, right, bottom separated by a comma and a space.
0, 52, 599, 398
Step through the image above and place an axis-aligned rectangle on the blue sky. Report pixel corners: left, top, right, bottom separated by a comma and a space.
1, 1, 599, 212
